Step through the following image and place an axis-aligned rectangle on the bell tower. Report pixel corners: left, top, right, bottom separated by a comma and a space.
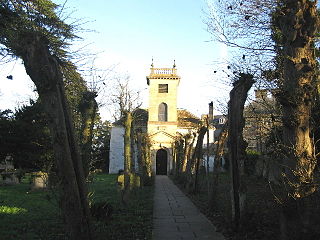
147, 60, 180, 136
146, 60, 180, 174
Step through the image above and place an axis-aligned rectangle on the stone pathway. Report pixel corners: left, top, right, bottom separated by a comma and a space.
153, 175, 225, 240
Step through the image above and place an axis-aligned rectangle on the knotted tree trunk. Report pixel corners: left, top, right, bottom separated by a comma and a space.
274, 1, 319, 239
228, 73, 254, 230
275, 0, 318, 201
21, 34, 92, 239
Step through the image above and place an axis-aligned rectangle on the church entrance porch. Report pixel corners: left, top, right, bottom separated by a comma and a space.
156, 149, 167, 175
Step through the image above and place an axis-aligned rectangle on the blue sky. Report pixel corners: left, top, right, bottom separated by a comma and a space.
0, 0, 230, 120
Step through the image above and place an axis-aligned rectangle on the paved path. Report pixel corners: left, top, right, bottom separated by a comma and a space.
153, 175, 225, 240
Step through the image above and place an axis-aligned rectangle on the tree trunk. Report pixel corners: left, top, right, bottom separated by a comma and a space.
206, 117, 210, 197
209, 121, 228, 208
185, 133, 197, 175
21, 34, 92, 239
79, 91, 98, 178
193, 126, 208, 193
174, 139, 184, 176
137, 131, 152, 185
214, 121, 228, 173
275, 0, 318, 200
123, 111, 132, 204
136, 131, 143, 177
130, 127, 136, 172
182, 134, 193, 172
171, 142, 177, 174
274, 1, 319, 238
143, 135, 152, 178
228, 73, 254, 230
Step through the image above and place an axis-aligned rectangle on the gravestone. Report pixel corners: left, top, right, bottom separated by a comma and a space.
1, 172, 19, 185
31, 172, 48, 189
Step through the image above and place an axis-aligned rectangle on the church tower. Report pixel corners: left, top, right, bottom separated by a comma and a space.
146, 60, 180, 175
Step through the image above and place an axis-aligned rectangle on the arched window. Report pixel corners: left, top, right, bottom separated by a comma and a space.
158, 103, 168, 121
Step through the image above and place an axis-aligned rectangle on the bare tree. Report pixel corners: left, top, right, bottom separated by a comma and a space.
109, 75, 142, 203
205, 0, 276, 56
110, 75, 141, 121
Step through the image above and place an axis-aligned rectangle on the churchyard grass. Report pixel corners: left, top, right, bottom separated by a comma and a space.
90, 173, 154, 240
0, 173, 154, 239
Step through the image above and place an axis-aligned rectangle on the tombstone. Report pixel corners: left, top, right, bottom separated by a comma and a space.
255, 156, 264, 177
1, 172, 19, 185
117, 173, 140, 190
4, 156, 14, 170
0, 155, 14, 172
31, 172, 48, 189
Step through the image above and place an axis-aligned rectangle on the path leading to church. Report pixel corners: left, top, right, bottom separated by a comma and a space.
153, 175, 225, 240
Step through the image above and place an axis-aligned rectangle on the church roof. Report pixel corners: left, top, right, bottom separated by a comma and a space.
112, 108, 148, 127
177, 109, 201, 128
113, 108, 200, 129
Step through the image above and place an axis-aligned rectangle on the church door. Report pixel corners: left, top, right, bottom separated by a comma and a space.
156, 149, 167, 175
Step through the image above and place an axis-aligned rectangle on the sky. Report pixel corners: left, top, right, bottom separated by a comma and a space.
0, 0, 230, 120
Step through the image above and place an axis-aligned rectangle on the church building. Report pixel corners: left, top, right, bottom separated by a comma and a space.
147, 61, 180, 175
109, 62, 214, 174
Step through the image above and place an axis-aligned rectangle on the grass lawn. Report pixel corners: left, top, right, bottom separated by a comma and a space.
0, 173, 154, 239
90, 174, 154, 240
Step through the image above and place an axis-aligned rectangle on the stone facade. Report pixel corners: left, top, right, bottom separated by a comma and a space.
147, 66, 180, 175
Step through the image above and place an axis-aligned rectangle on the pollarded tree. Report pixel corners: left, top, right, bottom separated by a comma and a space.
228, 73, 254, 229
273, 1, 319, 238
78, 90, 98, 178
0, 1, 92, 239
273, 1, 319, 197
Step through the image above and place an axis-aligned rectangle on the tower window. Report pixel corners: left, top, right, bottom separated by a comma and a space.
158, 103, 168, 121
158, 84, 168, 93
